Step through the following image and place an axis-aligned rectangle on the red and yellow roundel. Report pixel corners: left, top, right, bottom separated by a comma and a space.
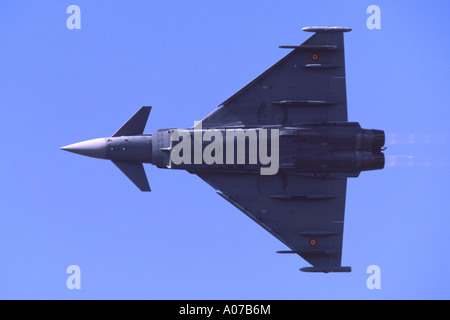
309, 238, 317, 246
311, 53, 319, 61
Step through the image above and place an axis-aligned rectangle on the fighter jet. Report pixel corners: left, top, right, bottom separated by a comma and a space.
61, 26, 385, 273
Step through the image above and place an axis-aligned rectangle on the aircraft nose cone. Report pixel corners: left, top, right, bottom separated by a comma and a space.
61, 138, 108, 159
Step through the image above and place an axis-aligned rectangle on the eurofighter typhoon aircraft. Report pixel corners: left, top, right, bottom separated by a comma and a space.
62, 27, 385, 273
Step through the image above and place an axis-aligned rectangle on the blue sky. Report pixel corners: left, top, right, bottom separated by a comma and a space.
0, 1, 449, 299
